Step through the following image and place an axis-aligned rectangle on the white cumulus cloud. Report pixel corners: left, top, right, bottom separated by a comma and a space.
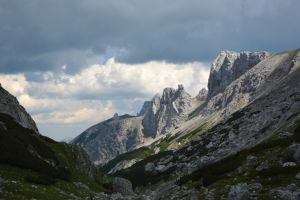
0, 59, 209, 140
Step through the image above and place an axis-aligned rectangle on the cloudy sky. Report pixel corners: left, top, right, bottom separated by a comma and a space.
0, 0, 299, 140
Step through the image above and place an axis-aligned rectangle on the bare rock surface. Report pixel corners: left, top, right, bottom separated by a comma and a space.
142, 84, 193, 137
270, 184, 300, 200
0, 84, 38, 133
192, 50, 297, 121
112, 177, 134, 195
207, 50, 270, 98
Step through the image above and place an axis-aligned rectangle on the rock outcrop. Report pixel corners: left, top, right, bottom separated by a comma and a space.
112, 177, 134, 195
140, 94, 161, 137
192, 50, 283, 119
0, 84, 38, 133
227, 183, 262, 200
142, 84, 193, 137
196, 88, 208, 101
207, 51, 270, 98
270, 184, 300, 200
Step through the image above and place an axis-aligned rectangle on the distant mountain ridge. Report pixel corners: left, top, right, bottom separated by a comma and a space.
142, 84, 195, 138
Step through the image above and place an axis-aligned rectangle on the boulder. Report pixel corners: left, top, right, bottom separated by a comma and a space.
270, 184, 300, 200
112, 177, 134, 195
227, 183, 250, 200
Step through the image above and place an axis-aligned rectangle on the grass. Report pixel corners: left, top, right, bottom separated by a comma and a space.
0, 113, 70, 182
0, 165, 109, 200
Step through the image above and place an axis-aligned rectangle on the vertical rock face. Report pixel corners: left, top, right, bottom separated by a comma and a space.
194, 50, 299, 120
207, 51, 270, 98
0, 84, 38, 133
141, 94, 161, 137
138, 101, 152, 116
142, 84, 193, 137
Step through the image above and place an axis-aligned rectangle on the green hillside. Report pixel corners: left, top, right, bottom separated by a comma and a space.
0, 113, 112, 199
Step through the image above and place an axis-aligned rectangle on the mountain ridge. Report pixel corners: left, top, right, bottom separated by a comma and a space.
0, 84, 38, 133
72, 84, 199, 165
72, 50, 274, 166
1, 48, 300, 199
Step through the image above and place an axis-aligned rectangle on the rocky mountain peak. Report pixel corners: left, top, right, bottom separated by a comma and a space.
177, 84, 184, 91
196, 88, 208, 101
113, 113, 119, 121
207, 50, 270, 98
142, 84, 193, 137
0, 84, 38, 133
161, 88, 176, 103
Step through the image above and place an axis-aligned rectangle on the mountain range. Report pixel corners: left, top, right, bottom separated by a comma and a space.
0, 48, 300, 199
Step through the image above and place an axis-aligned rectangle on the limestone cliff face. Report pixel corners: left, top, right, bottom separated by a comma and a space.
207, 51, 270, 98
141, 94, 161, 137
195, 50, 299, 121
0, 84, 38, 133
142, 85, 193, 137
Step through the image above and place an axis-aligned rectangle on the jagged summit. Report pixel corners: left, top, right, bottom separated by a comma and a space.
142, 84, 193, 137
208, 50, 270, 98
72, 84, 194, 164
161, 88, 175, 103
0, 84, 38, 133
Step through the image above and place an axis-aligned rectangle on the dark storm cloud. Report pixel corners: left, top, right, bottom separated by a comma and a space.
0, 0, 299, 73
